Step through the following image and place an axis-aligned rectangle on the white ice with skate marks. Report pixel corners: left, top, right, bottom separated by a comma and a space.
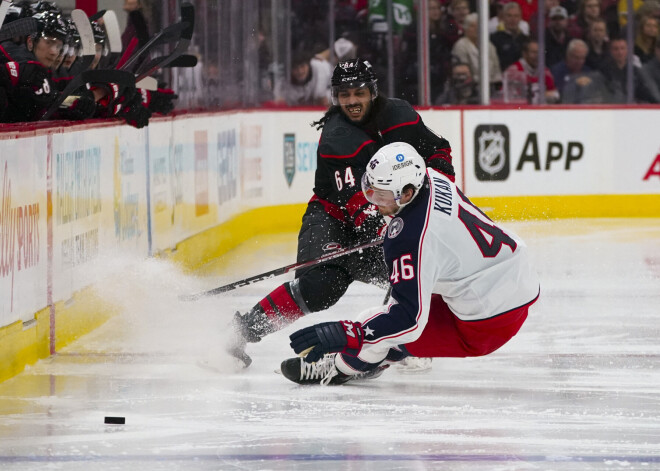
0, 220, 659, 470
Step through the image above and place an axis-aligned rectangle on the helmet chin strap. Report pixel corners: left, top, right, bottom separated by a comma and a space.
393, 188, 419, 212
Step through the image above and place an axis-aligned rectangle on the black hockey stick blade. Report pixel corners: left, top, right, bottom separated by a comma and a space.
119, 21, 189, 72
89, 10, 106, 21
0, 17, 38, 42
133, 3, 194, 82
165, 53, 197, 68
179, 237, 384, 302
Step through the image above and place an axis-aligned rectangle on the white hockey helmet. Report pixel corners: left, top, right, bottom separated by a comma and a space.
361, 142, 426, 210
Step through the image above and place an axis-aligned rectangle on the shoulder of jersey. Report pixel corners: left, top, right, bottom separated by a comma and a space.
376, 98, 418, 131
319, 113, 372, 158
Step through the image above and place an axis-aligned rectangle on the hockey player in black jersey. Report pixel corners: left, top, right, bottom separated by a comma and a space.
230, 58, 456, 367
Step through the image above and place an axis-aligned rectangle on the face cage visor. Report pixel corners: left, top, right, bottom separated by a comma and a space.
331, 81, 377, 106
361, 172, 399, 207
35, 35, 65, 55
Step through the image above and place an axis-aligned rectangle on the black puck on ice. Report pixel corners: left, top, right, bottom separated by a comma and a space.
104, 416, 125, 425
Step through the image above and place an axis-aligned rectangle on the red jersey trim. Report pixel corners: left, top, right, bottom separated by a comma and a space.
380, 114, 420, 135
320, 139, 374, 159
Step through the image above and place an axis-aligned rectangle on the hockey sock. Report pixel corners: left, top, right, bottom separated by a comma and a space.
256, 283, 306, 326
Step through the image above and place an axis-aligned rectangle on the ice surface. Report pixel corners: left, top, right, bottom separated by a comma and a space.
0, 219, 659, 470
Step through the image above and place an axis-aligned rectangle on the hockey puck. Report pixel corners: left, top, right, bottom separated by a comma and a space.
104, 416, 125, 425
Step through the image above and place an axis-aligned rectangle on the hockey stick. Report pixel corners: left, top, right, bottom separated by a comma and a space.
119, 20, 189, 72
71, 9, 97, 71
0, 17, 38, 42
179, 237, 385, 301
102, 10, 122, 66
136, 75, 157, 90
0, 0, 10, 31
163, 53, 197, 68
133, 2, 194, 82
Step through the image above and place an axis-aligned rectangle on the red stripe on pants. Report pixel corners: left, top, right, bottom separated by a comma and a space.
405, 294, 537, 358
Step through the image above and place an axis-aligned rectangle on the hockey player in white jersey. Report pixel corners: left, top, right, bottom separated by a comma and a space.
280, 142, 540, 385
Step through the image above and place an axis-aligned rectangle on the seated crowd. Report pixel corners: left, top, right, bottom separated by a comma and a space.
278, 0, 660, 106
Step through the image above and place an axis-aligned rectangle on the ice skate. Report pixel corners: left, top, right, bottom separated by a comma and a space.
396, 356, 433, 374
280, 354, 389, 385
226, 311, 255, 368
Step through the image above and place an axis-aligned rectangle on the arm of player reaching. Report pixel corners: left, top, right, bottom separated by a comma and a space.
380, 107, 455, 182
289, 226, 437, 362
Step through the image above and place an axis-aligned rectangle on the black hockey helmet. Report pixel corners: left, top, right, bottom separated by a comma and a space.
31, 10, 69, 42
64, 18, 80, 57
90, 20, 109, 57
4, 3, 31, 24
30, 1, 62, 14
330, 58, 378, 105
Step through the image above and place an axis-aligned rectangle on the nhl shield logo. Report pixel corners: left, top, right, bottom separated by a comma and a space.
283, 133, 296, 187
474, 125, 510, 181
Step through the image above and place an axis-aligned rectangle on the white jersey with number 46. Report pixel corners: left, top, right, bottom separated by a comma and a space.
359, 168, 540, 349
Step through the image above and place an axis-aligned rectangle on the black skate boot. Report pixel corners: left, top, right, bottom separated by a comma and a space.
228, 308, 276, 368
280, 354, 390, 385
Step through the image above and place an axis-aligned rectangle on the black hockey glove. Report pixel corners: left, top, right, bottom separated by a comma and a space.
426, 149, 455, 182
141, 88, 178, 115
347, 191, 387, 236
290, 320, 364, 363
115, 87, 152, 129
58, 89, 97, 120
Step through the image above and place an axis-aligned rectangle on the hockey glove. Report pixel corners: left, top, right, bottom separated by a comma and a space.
345, 191, 386, 235
115, 87, 152, 129
289, 320, 364, 364
141, 88, 178, 115
426, 149, 455, 182
58, 89, 97, 120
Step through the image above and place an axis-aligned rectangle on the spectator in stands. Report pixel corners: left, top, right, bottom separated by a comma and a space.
503, 38, 560, 103
634, 15, 659, 63
490, 0, 531, 35
567, 0, 603, 39
397, 0, 455, 103
121, 0, 150, 52
437, 62, 481, 104
448, 0, 472, 41
511, 0, 538, 22
545, 6, 571, 67
598, 36, 660, 102
274, 49, 333, 106
528, 0, 559, 37
585, 18, 611, 69
491, 2, 529, 70
452, 13, 503, 88
551, 38, 592, 93
642, 37, 660, 88
617, 0, 660, 31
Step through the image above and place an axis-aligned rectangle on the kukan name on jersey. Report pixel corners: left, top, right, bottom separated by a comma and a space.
432, 176, 452, 216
